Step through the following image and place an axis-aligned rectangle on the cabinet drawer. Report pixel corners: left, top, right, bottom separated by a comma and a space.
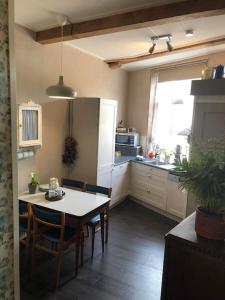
112, 162, 129, 176
131, 180, 167, 210
132, 178, 166, 198
131, 171, 167, 188
131, 162, 168, 178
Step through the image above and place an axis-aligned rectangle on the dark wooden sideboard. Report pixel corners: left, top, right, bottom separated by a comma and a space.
161, 213, 225, 300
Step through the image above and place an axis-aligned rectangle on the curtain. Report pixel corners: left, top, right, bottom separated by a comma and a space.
146, 71, 159, 153
22, 110, 38, 140
146, 60, 208, 153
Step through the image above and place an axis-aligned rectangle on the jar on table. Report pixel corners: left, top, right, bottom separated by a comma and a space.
49, 177, 59, 190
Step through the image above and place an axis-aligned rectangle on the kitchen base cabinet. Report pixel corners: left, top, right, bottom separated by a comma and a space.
130, 163, 167, 211
130, 162, 187, 220
111, 163, 129, 207
166, 174, 187, 219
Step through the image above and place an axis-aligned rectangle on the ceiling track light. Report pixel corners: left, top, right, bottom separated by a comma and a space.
185, 29, 194, 37
149, 33, 173, 53
166, 39, 173, 52
150, 34, 172, 41
149, 42, 156, 54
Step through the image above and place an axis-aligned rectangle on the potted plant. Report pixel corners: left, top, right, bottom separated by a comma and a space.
28, 172, 39, 194
175, 138, 225, 240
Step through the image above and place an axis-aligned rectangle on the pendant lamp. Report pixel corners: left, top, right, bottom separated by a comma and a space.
46, 24, 77, 99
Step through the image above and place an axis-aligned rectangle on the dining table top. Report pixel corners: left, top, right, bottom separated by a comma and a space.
18, 187, 110, 218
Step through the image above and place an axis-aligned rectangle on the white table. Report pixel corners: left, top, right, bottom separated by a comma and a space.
19, 187, 111, 275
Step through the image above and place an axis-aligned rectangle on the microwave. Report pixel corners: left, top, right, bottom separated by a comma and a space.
115, 133, 140, 146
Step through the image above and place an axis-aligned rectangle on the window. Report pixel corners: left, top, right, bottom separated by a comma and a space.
18, 101, 42, 147
151, 79, 195, 160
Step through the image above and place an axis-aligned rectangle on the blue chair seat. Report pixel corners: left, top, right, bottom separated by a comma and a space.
88, 214, 100, 225
19, 219, 28, 232
42, 226, 76, 243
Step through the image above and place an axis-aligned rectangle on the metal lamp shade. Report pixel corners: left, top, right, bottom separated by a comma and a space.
46, 76, 77, 99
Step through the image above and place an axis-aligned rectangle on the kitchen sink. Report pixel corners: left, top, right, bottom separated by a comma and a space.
142, 160, 175, 170
144, 160, 166, 166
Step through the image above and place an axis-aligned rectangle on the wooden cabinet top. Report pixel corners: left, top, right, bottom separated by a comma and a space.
166, 213, 225, 257
191, 79, 225, 95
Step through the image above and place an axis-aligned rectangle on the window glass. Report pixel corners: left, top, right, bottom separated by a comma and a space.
22, 110, 38, 141
151, 79, 195, 161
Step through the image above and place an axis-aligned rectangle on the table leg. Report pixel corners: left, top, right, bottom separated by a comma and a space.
100, 212, 105, 253
105, 204, 109, 244
75, 224, 82, 276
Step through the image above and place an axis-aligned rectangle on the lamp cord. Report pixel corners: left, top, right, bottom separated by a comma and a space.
60, 25, 63, 76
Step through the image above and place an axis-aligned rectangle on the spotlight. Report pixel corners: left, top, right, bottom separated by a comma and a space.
166, 38, 173, 52
185, 29, 194, 37
149, 42, 156, 54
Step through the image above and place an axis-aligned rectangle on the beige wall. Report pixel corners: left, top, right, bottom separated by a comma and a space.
127, 51, 225, 140
127, 69, 151, 136
16, 24, 128, 192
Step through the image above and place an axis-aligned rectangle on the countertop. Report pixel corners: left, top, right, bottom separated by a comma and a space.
114, 156, 136, 165
132, 159, 175, 171
114, 155, 175, 172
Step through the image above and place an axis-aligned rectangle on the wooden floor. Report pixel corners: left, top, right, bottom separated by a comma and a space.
20, 199, 176, 300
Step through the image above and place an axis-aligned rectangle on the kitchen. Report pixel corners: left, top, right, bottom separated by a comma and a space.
1, 1, 225, 300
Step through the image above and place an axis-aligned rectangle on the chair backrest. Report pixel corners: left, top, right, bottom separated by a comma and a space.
19, 201, 32, 241
19, 201, 32, 222
61, 178, 85, 191
19, 201, 28, 215
32, 205, 64, 228
85, 184, 112, 198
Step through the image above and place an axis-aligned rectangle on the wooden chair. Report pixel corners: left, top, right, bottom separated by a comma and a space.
31, 205, 82, 288
85, 184, 112, 258
19, 201, 32, 266
61, 178, 86, 191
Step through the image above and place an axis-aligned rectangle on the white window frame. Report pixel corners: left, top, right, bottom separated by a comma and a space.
18, 101, 42, 147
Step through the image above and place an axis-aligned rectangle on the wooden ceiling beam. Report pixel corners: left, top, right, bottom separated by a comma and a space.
36, 0, 225, 44
105, 37, 225, 68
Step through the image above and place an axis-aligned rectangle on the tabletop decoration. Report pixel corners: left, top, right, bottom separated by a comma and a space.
28, 172, 39, 194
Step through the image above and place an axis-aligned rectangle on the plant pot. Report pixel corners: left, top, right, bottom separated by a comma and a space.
195, 207, 225, 241
28, 183, 37, 194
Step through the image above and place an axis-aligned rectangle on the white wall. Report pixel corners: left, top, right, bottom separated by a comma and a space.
15, 24, 128, 192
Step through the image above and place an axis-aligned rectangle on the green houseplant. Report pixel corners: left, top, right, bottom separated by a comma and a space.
28, 172, 39, 194
175, 138, 225, 240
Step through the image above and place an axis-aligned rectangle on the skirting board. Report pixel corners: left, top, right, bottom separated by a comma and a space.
128, 195, 182, 222
109, 195, 127, 209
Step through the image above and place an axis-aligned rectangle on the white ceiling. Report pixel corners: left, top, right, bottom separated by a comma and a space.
70, 14, 225, 70
15, 0, 183, 31
15, 0, 225, 71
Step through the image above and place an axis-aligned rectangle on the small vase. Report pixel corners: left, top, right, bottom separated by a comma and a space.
195, 207, 225, 241
28, 183, 37, 194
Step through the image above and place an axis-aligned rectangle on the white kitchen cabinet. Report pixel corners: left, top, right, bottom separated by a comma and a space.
97, 99, 117, 187
111, 162, 129, 206
130, 163, 167, 210
166, 174, 187, 219
70, 98, 117, 187
130, 162, 187, 219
